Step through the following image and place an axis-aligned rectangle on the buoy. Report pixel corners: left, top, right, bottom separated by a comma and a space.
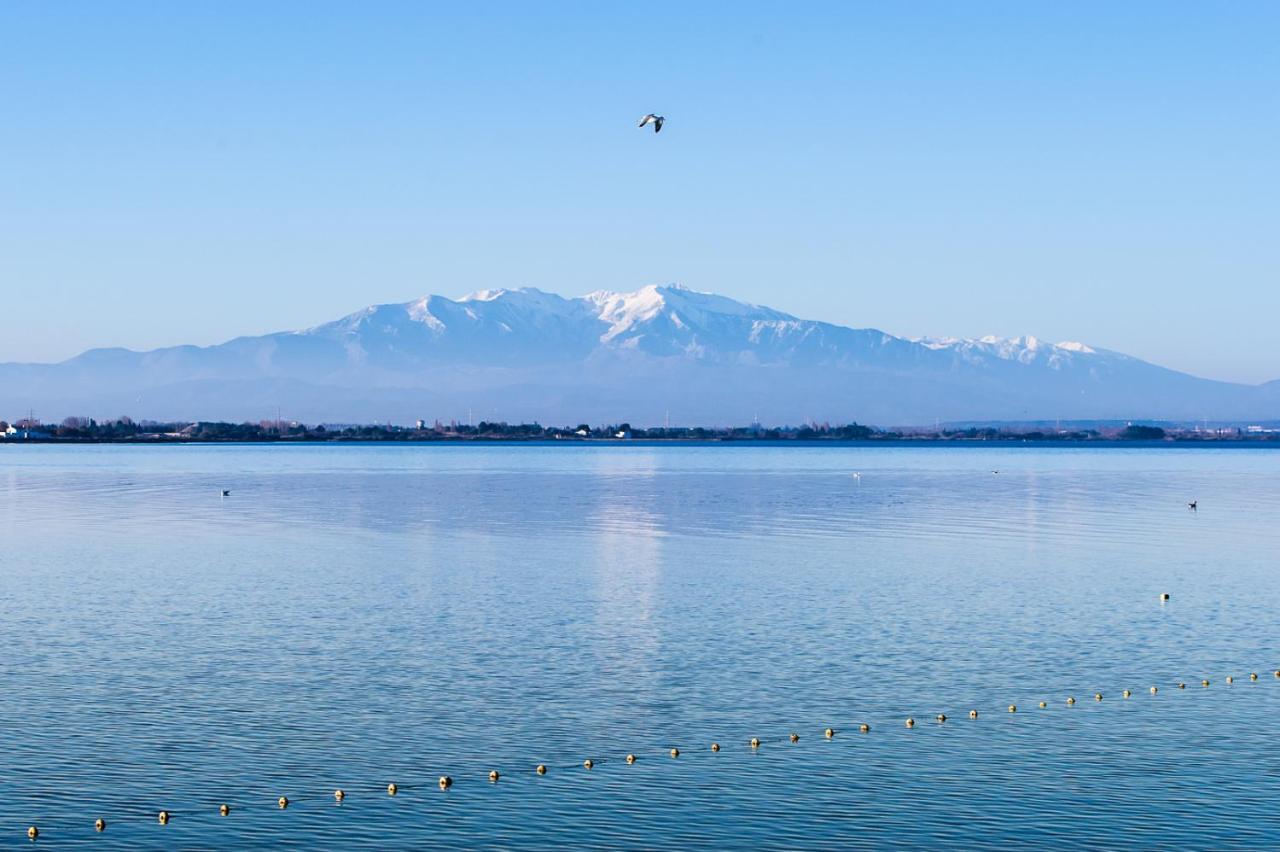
95, 818, 106, 832
1038, 701, 1047, 708
859, 723, 870, 733
936, 714, 946, 723
711, 743, 721, 752
583, 759, 594, 770
1009, 704, 1017, 713
824, 727, 835, 739
1150, 686, 1158, 694
1160, 593, 1170, 601
536, 764, 547, 775
1274, 670, 1280, 678
905, 717, 915, 728
670, 748, 680, 758
1250, 673, 1258, 681
387, 782, 398, 795
750, 737, 761, 748
333, 790, 344, 802
27, 827, 37, 840
1123, 690, 1131, 698
439, 776, 452, 789
278, 796, 289, 809
489, 770, 500, 782
626, 754, 637, 764
790, 732, 800, 743
1067, 697, 1076, 705
1094, 693, 1103, 701
1226, 676, 1234, 684
158, 811, 170, 825
220, 804, 231, 816
1202, 679, 1210, 687
969, 709, 978, 718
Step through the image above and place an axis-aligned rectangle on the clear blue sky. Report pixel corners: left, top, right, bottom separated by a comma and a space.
2, 2, 1277, 382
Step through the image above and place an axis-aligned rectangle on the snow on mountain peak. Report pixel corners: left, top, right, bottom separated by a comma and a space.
912, 334, 1102, 368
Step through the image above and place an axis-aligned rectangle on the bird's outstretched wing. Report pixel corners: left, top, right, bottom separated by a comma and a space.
638, 114, 655, 128
653, 117, 664, 133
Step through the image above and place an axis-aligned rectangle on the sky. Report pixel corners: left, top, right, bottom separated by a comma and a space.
1, 2, 1277, 383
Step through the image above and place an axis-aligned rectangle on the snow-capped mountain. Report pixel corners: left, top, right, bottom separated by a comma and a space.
1, 284, 1275, 425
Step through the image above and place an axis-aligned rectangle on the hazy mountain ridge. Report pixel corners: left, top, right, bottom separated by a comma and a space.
1, 285, 1275, 425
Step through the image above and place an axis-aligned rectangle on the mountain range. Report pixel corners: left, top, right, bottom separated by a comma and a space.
2, 284, 1276, 426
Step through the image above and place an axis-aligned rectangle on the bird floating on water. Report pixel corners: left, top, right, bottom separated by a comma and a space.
637, 113, 665, 133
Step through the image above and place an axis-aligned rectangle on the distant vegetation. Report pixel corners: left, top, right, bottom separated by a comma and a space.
0, 416, 1275, 443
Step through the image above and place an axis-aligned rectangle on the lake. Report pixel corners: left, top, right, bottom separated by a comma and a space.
1, 443, 1278, 848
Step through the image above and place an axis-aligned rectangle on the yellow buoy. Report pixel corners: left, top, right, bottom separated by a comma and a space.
711, 743, 721, 752
1274, 670, 1280, 678
1067, 697, 1076, 705
1038, 701, 1047, 708
1009, 704, 1017, 713
1179, 682, 1186, 689
905, 717, 915, 728
859, 723, 871, 733
583, 759, 594, 770
27, 827, 37, 840
750, 737, 761, 748
626, 754, 637, 764
489, 770, 500, 782
969, 710, 978, 718
387, 782, 398, 795
1123, 690, 1131, 698
278, 796, 289, 809
790, 732, 800, 743
536, 764, 547, 775
1150, 686, 1158, 695
1202, 679, 1210, 687
1094, 693, 1103, 701
670, 748, 680, 758
158, 811, 170, 826
824, 727, 835, 739
439, 776, 453, 789
220, 803, 231, 816
1226, 676, 1234, 684
333, 790, 344, 803
1250, 673, 1258, 681
95, 818, 106, 832
936, 714, 947, 723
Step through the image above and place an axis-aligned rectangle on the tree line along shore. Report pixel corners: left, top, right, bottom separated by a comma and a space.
1, 417, 1277, 444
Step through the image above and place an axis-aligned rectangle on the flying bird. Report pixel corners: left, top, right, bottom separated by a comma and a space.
1188, 500, 1197, 510
638, 114, 664, 133
221, 489, 231, 497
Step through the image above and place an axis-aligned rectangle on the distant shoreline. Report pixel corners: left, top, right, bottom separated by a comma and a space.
4, 417, 1278, 446
3, 437, 1279, 448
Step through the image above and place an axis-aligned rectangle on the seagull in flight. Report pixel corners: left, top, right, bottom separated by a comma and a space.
638, 113, 665, 133
1188, 500, 1197, 510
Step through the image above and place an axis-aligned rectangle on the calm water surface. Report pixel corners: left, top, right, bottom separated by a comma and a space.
0, 443, 1278, 849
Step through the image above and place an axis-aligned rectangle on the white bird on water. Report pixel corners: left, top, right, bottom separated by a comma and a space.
637, 113, 665, 133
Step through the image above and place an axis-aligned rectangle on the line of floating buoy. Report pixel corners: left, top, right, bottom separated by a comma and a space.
19, 666, 1278, 842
